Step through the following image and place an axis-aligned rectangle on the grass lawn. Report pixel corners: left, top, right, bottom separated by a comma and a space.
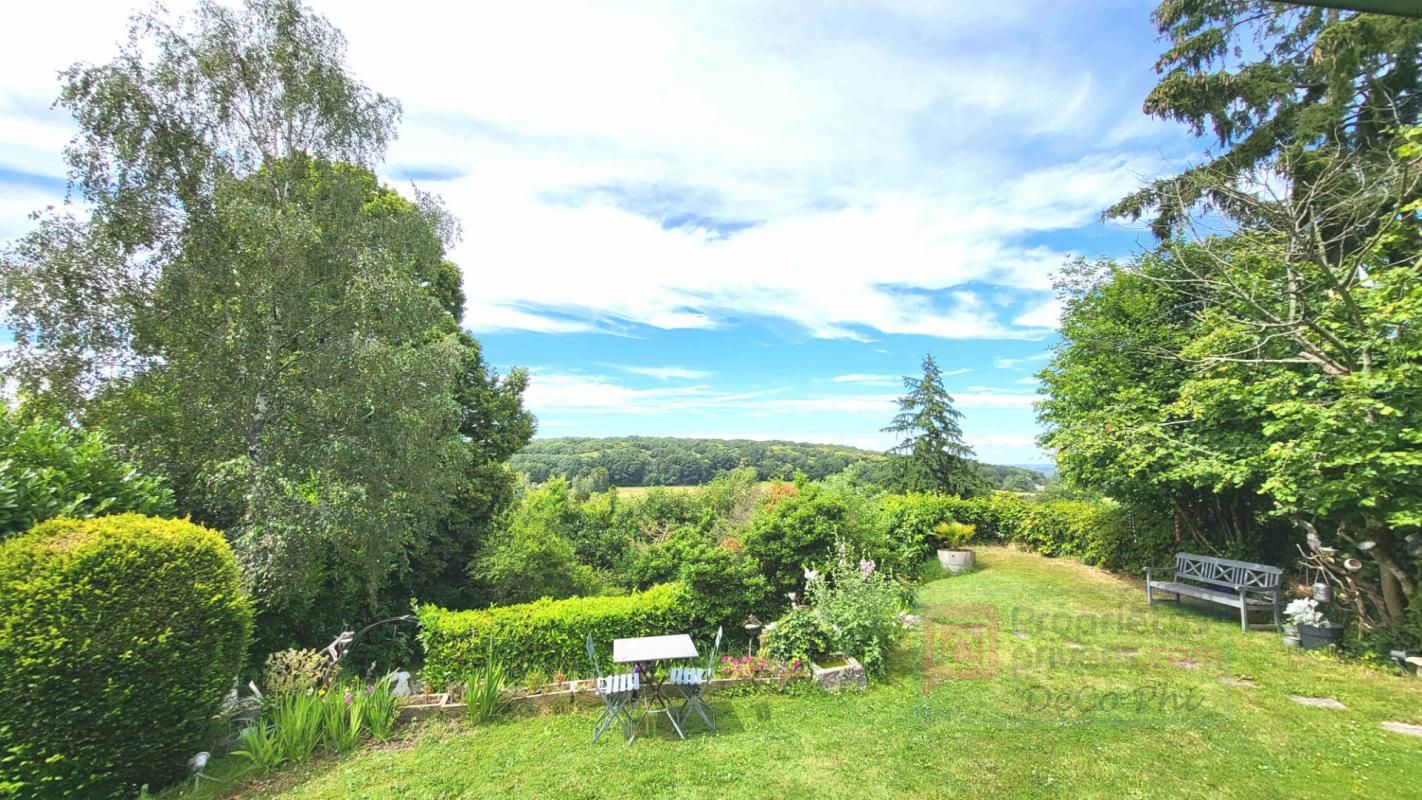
179, 547, 1422, 799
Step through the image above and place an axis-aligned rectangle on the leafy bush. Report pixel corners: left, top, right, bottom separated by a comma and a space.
764, 606, 833, 664
742, 483, 885, 603
474, 479, 603, 605
0, 411, 173, 539
417, 583, 696, 688
880, 491, 1173, 576
626, 527, 770, 631
262, 648, 336, 697
880, 493, 1008, 557
0, 514, 251, 799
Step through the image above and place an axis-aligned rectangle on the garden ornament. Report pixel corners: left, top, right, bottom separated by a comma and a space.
391, 670, 412, 697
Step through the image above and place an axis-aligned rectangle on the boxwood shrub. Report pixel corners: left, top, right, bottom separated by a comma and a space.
417, 582, 696, 689
0, 514, 252, 799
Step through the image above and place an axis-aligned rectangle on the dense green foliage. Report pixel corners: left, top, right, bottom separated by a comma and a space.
798, 548, 906, 675
0, 514, 252, 799
0, 410, 173, 539
421, 474, 1150, 689
0, 0, 533, 664
510, 436, 1046, 492
879, 491, 1175, 576
1048, 0, 1422, 650
172, 549, 1422, 800
884, 355, 989, 497
417, 583, 694, 689
474, 479, 600, 605
1113, 0, 1422, 235
233, 676, 398, 773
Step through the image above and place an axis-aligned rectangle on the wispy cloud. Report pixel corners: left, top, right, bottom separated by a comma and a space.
604, 363, 714, 380
831, 373, 903, 386
525, 371, 1038, 418
993, 352, 1052, 370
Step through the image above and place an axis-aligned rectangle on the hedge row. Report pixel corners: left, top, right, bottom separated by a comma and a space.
881, 493, 1175, 574
0, 514, 252, 800
416, 582, 697, 689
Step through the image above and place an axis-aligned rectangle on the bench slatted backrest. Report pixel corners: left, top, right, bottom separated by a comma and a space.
1174, 553, 1281, 591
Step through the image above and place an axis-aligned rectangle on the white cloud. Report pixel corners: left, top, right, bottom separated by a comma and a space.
0, 1, 1168, 343
605, 364, 714, 380
1013, 298, 1062, 329
832, 373, 903, 386
993, 352, 1052, 370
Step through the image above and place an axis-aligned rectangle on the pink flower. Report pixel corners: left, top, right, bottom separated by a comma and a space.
859, 559, 876, 579
343, 691, 353, 706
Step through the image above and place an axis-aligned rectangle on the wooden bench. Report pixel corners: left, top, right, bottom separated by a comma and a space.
1145, 553, 1282, 632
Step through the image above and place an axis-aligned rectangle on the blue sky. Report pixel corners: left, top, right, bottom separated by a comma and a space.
0, 0, 1203, 465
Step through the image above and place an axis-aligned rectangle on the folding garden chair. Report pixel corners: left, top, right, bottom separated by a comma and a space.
586, 634, 639, 744
668, 626, 721, 733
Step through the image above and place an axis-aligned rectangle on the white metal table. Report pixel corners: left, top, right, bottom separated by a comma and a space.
613, 634, 698, 740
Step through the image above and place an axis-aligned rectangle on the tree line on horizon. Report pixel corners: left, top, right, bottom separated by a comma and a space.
510, 435, 1049, 493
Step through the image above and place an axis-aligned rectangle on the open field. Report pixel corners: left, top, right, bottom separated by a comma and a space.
611, 484, 713, 498
176, 547, 1422, 800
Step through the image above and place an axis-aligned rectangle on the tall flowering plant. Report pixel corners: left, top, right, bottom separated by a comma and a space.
801, 541, 906, 676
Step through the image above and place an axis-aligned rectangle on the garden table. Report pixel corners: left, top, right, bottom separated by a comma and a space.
613, 634, 698, 741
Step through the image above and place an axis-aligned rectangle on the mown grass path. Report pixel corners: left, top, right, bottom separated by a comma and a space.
185, 547, 1422, 799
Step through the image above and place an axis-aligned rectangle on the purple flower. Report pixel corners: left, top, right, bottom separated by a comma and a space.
343, 691, 353, 706
859, 558, 876, 579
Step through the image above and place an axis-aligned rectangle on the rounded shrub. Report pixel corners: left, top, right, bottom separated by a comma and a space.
0, 514, 253, 799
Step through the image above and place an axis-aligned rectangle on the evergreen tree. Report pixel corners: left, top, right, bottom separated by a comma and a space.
883, 355, 986, 497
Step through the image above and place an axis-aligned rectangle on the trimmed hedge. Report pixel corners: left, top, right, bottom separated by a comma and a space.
417, 583, 696, 689
882, 492, 1174, 575
0, 514, 252, 799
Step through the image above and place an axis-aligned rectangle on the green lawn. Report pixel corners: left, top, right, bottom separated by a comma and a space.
181, 547, 1422, 799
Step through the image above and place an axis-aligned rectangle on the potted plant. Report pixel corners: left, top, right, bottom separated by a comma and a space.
933, 520, 977, 574
1285, 598, 1341, 650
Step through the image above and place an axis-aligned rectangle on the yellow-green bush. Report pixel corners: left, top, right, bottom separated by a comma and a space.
417, 583, 694, 689
0, 514, 252, 799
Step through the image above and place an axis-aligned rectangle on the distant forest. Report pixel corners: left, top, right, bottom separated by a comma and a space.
510, 436, 1049, 492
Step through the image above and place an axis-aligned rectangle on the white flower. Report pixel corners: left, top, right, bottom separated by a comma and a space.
1284, 598, 1329, 627
803, 567, 819, 582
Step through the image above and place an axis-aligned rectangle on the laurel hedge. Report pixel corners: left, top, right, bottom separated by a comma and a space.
417, 582, 696, 689
0, 514, 252, 799
881, 492, 1173, 575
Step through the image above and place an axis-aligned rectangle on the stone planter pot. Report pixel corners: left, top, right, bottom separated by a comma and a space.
937, 549, 975, 574
1281, 624, 1300, 647
1298, 623, 1342, 650
811, 655, 866, 692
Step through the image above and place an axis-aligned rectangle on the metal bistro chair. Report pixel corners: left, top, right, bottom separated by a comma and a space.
586, 635, 639, 744
668, 626, 721, 733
